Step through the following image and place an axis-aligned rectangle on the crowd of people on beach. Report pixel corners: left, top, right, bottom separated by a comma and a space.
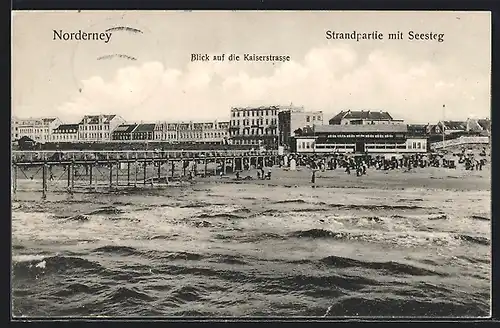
282, 147, 489, 178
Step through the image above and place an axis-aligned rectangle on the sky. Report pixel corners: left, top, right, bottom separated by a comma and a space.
12, 11, 491, 124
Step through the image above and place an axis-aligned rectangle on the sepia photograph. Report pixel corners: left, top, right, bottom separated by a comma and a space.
11, 10, 491, 318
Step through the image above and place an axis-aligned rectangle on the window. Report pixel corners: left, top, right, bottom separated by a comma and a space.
417, 142, 421, 149
306, 116, 310, 122
412, 142, 416, 149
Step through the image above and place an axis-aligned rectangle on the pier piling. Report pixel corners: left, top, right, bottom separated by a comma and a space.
11, 149, 277, 194
89, 164, 93, 189
109, 163, 113, 190
127, 162, 131, 186
70, 161, 75, 194
157, 160, 161, 183
134, 159, 138, 187
13, 164, 18, 194
116, 161, 119, 187
42, 163, 47, 199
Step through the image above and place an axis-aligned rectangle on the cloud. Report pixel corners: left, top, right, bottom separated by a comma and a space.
56, 44, 490, 124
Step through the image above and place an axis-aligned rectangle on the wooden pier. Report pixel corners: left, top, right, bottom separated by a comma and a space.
11, 150, 279, 197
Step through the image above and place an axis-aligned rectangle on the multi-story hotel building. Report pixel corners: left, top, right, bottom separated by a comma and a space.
15, 117, 62, 144
229, 106, 279, 147
278, 106, 324, 149
78, 114, 126, 142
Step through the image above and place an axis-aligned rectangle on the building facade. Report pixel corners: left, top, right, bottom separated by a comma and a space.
229, 106, 279, 148
78, 114, 126, 142
176, 122, 202, 143
201, 120, 229, 144
278, 107, 324, 149
51, 124, 79, 143
11, 117, 19, 141
111, 124, 138, 141
294, 124, 427, 154
329, 110, 404, 125
131, 124, 156, 140
151, 120, 229, 144
16, 117, 62, 144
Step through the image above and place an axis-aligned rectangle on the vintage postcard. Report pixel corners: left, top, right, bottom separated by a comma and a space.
11, 11, 491, 318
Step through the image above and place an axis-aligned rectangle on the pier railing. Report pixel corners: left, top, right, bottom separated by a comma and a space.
12, 149, 278, 163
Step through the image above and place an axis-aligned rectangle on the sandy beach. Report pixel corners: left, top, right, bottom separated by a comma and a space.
197, 165, 491, 192
13, 161, 491, 195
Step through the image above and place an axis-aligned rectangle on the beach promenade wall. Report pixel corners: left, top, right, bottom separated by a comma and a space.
431, 136, 490, 150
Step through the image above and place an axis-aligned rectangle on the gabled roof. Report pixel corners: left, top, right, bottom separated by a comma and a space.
133, 123, 156, 133
440, 121, 467, 130
53, 124, 79, 132
330, 110, 393, 122
314, 124, 407, 133
80, 114, 117, 124
477, 119, 491, 131
113, 124, 137, 133
407, 124, 428, 136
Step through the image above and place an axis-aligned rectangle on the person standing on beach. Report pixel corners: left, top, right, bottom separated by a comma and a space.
311, 169, 316, 185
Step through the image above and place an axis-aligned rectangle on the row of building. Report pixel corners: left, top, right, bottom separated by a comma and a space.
11, 107, 490, 154
11, 105, 317, 146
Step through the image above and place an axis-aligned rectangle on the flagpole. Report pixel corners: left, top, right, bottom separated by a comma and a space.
442, 104, 445, 143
